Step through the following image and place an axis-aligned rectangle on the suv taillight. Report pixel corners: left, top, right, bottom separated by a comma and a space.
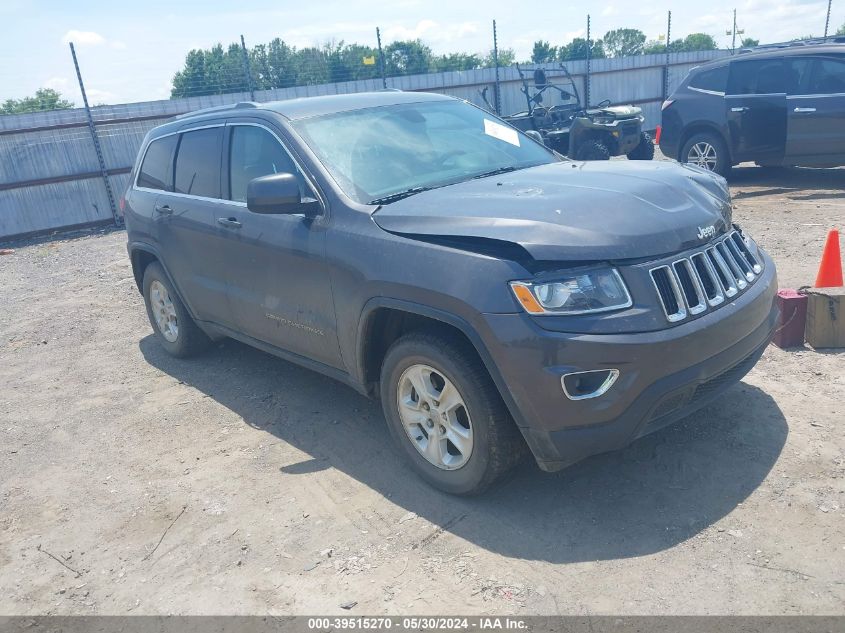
661, 99, 675, 111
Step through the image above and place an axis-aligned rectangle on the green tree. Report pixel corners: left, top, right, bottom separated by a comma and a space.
560, 37, 606, 61
642, 40, 667, 54
740, 37, 759, 47
531, 40, 557, 63
384, 40, 433, 75
836, 22, 844, 35
603, 28, 646, 57
670, 33, 718, 52
1, 88, 74, 114
431, 52, 483, 72
482, 47, 516, 67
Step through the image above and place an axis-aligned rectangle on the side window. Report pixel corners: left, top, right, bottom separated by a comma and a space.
808, 58, 845, 94
174, 127, 223, 198
137, 135, 178, 191
786, 58, 814, 95
689, 65, 728, 93
728, 59, 785, 95
228, 125, 299, 203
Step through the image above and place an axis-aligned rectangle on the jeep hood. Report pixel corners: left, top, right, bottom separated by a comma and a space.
371, 161, 733, 262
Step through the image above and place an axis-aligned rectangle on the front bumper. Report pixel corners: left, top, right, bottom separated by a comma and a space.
479, 253, 778, 471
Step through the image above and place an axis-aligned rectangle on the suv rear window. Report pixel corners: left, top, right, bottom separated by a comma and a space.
137, 135, 177, 191
174, 128, 222, 198
728, 59, 785, 95
689, 65, 728, 93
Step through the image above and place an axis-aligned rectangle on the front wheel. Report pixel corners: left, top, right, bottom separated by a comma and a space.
681, 132, 731, 176
379, 331, 526, 495
626, 131, 655, 160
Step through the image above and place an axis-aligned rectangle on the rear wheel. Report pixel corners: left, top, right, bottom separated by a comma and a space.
575, 139, 611, 161
681, 132, 730, 176
626, 131, 655, 160
142, 262, 210, 358
379, 330, 526, 495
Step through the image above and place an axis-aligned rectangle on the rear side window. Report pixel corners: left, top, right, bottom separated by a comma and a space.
728, 59, 785, 95
808, 58, 845, 94
228, 126, 299, 203
689, 65, 728, 93
174, 128, 223, 198
137, 135, 177, 191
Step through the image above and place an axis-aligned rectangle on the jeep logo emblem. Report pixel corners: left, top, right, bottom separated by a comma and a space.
697, 225, 717, 240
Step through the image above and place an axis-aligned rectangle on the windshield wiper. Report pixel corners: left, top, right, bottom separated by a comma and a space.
470, 165, 520, 180
368, 186, 434, 206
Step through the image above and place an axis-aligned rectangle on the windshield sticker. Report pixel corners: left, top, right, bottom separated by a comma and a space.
483, 119, 520, 147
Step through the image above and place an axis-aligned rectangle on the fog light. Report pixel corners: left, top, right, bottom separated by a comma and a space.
561, 369, 619, 400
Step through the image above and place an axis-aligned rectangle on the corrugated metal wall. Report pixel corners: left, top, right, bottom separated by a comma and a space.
0, 50, 727, 240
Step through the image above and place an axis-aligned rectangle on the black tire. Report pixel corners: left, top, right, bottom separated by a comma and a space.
680, 132, 731, 177
142, 261, 210, 358
379, 330, 526, 495
626, 131, 655, 160
574, 139, 611, 161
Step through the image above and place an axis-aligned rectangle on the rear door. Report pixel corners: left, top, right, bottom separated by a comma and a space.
215, 120, 343, 369
786, 56, 845, 163
154, 123, 233, 325
725, 57, 787, 165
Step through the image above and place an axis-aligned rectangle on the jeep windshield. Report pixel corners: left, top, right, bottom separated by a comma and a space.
291, 100, 560, 205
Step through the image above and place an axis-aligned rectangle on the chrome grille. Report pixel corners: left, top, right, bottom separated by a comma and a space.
650, 230, 762, 323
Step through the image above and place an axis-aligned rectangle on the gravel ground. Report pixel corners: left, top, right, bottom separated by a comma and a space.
1, 162, 843, 616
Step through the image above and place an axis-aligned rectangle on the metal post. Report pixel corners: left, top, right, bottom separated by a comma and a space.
376, 27, 387, 89
585, 14, 591, 108
731, 9, 737, 54
664, 10, 672, 100
240, 34, 255, 101
69, 42, 119, 226
492, 19, 501, 115
824, 0, 832, 38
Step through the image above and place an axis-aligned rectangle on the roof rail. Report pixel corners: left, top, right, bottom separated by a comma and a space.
739, 35, 845, 53
173, 101, 259, 120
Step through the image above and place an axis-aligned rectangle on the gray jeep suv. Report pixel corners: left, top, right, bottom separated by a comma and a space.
124, 91, 778, 494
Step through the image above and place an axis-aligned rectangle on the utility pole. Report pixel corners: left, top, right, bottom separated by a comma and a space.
824, 0, 832, 38
240, 35, 255, 101
69, 42, 120, 226
726, 9, 745, 53
664, 10, 672, 101
492, 19, 501, 115
376, 27, 387, 89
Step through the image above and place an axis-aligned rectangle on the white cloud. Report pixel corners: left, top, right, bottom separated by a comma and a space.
43, 76, 70, 92
62, 30, 105, 46
602, 6, 618, 17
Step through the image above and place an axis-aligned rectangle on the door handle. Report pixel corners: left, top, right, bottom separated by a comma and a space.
217, 217, 242, 229
154, 204, 172, 215
731, 106, 749, 113
793, 107, 816, 113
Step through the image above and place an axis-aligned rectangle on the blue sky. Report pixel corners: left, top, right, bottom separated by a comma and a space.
0, 0, 840, 104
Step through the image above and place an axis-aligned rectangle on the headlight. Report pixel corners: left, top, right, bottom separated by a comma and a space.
510, 267, 633, 315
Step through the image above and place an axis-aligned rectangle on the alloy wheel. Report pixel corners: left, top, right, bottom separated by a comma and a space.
687, 141, 718, 171
396, 364, 473, 470
150, 280, 179, 343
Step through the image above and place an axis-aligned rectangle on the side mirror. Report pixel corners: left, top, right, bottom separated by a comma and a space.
247, 173, 304, 215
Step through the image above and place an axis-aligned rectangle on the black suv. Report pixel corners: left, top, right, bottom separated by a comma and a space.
660, 43, 845, 175
125, 92, 778, 494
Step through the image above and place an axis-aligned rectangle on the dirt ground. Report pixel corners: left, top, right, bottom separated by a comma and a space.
1, 162, 844, 616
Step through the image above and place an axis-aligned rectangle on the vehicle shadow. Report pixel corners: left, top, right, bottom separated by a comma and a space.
139, 335, 787, 563
730, 164, 845, 197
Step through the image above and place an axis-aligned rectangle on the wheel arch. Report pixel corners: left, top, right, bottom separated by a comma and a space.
355, 298, 529, 430
679, 123, 732, 164
128, 242, 200, 321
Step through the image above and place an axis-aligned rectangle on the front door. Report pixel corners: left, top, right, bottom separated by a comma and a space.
215, 121, 343, 369
786, 56, 845, 163
725, 57, 787, 165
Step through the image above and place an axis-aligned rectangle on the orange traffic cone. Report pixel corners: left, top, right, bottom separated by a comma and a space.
815, 229, 843, 288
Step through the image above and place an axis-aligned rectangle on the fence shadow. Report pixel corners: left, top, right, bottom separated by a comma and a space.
140, 334, 787, 563
730, 164, 845, 196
